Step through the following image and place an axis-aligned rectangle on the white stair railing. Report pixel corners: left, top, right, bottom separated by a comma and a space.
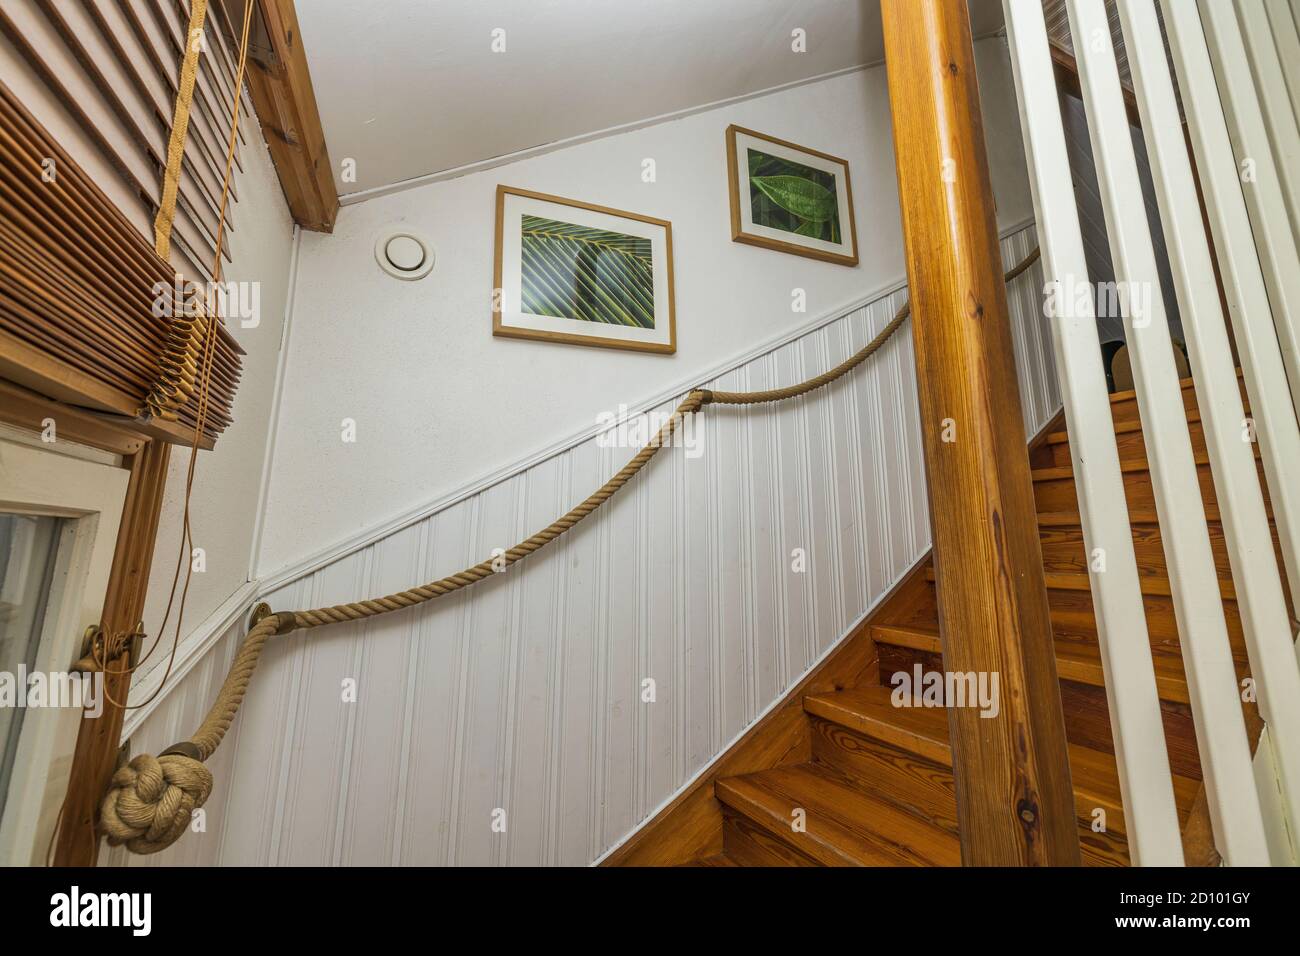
1004, 0, 1300, 866
1235, 1, 1300, 265
1066, 0, 1269, 867
1184, 0, 1300, 618
1120, 0, 1300, 866
1197, 0, 1300, 415
1163, 0, 1300, 867
1002, 0, 1183, 866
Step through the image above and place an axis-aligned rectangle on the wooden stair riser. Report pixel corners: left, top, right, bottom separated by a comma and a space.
1058, 678, 1203, 782
1109, 387, 1197, 425
807, 704, 1129, 864
871, 632, 1206, 781
809, 716, 959, 833
677, 852, 741, 867
1033, 458, 1270, 515
1046, 416, 1263, 470
1106, 374, 1245, 425
722, 810, 820, 866
1039, 519, 1236, 580
1078, 828, 1132, 866
714, 765, 963, 866
1036, 520, 1292, 624
1043, 586, 1249, 665
878, 611, 1202, 704
876, 643, 946, 695
905, 578, 1251, 667
1046, 416, 1197, 466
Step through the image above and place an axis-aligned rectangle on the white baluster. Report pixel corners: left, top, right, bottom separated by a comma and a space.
1001, 0, 1183, 865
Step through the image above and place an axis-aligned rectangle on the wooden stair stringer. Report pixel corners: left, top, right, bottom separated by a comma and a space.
612, 372, 1268, 867
599, 557, 927, 866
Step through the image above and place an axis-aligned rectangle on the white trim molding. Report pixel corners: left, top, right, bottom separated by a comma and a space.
257, 216, 1036, 594
107, 223, 1057, 867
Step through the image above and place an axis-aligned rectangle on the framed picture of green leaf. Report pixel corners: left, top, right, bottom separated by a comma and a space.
725, 125, 858, 266
493, 186, 676, 354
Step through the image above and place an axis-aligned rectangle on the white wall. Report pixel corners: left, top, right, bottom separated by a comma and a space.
132, 119, 295, 693
256, 38, 1034, 579
110, 39, 1051, 866
0, 6, 295, 697
108, 224, 1054, 867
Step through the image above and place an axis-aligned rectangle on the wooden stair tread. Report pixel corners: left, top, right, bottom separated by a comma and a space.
1107, 368, 1241, 406
1035, 507, 1227, 526
871, 622, 942, 654
1048, 428, 1260, 464
626, 368, 1245, 867
715, 762, 960, 866
870, 622, 942, 654
868, 616, 1190, 707
1044, 570, 1234, 601
1053, 640, 1192, 705
805, 684, 950, 764
1046, 408, 1202, 445
679, 853, 739, 867
1032, 452, 1241, 481
804, 685, 1198, 833
921, 565, 1235, 602
872, 616, 1192, 706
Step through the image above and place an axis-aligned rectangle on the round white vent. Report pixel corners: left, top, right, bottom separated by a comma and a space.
375, 228, 434, 280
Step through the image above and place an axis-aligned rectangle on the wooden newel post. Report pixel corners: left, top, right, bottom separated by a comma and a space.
880, 0, 1080, 865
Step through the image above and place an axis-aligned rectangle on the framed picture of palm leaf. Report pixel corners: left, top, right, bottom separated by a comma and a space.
493, 186, 676, 354
726, 125, 858, 266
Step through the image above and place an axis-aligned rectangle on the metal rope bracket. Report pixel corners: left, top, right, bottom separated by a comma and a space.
250, 602, 296, 634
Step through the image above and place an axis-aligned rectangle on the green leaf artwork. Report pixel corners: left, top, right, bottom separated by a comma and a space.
520, 215, 655, 328
747, 148, 841, 243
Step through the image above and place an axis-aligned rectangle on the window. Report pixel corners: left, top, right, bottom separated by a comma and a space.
0, 436, 128, 864
0, 512, 66, 826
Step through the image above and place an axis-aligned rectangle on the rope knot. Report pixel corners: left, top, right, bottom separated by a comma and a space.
99, 752, 212, 855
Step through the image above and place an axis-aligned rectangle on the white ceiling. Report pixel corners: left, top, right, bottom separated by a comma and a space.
296, 0, 1007, 199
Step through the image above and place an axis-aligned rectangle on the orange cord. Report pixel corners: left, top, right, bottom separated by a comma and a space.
94, 0, 254, 710
54, 2, 254, 865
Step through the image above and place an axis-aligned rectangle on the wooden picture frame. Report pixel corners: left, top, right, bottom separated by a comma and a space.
492, 185, 677, 354
725, 124, 859, 266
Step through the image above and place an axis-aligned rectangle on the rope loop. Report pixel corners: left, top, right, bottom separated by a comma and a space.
100, 753, 213, 855
100, 247, 1041, 855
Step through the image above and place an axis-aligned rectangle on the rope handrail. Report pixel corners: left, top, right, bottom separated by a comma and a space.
99, 245, 1042, 855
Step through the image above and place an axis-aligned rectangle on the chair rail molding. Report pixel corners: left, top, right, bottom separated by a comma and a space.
109, 223, 1057, 867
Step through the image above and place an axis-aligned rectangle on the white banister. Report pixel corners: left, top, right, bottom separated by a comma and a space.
1000, 0, 1183, 865
1237, 1, 1300, 248
1121, 0, 1300, 863
1197, 0, 1300, 415
1164, 0, 1300, 623
1268, 0, 1300, 126
1063, 0, 1269, 865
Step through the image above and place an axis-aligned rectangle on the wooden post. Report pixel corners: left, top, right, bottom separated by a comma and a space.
880, 0, 1080, 865
53, 440, 171, 866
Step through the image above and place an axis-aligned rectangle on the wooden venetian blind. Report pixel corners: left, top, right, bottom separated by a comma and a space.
0, 0, 251, 446
0, 79, 242, 446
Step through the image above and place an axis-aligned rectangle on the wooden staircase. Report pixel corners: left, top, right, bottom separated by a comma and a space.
609, 372, 1283, 867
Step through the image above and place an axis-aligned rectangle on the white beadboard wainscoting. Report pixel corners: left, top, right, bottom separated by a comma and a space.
108, 224, 1056, 866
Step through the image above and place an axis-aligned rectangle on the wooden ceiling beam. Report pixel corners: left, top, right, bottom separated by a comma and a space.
237, 0, 338, 233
